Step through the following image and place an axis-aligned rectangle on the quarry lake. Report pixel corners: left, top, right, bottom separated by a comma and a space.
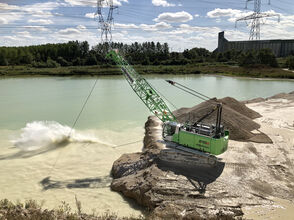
0, 74, 294, 216
1, 75, 294, 130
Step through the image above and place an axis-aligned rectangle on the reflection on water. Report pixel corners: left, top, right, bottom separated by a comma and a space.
40, 176, 112, 191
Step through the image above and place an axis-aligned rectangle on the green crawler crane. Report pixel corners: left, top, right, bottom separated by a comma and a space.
107, 50, 229, 166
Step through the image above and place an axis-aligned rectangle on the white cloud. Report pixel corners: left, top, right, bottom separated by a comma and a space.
22, 2, 62, 17
114, 22, 171, 31
85, 12, 95, 19
55, 26, 98, 46
115, 23, 139, 29
0, 3, 20, 11
24, 26, 50, 32
139, 22, 172, 31
162, 24, 221, 36
0, 13, 22, 24
0, 1, 61, 25
207, 8, 253, 23
64, 0, 128, 7
28, 19, 53, 25
154, 11, 193, 23
195, 14, 200, 18
58, 28, 81, 35
16, 31, 33, 39
77, 25, 87, 30
152, 0, 175, 7
207, 8, 242, 18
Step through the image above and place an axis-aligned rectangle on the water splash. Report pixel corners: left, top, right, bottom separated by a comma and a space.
12, 121, 112, 151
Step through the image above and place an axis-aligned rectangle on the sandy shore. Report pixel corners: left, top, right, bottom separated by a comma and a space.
242, 96, 294, 219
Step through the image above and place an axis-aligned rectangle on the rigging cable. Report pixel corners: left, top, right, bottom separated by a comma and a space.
68, 78, 98, 137
47, 78, 98, 177
149, 81, 179, 110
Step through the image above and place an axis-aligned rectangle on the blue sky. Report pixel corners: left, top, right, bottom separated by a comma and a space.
0, 0, 293, 51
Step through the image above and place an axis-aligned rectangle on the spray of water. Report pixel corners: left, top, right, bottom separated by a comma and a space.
12, 121, 111, 151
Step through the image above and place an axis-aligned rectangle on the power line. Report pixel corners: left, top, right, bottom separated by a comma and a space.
96, 0, 118, 44
236, 0, 280, 40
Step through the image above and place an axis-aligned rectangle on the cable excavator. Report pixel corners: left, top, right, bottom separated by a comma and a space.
107, 50, 229, 167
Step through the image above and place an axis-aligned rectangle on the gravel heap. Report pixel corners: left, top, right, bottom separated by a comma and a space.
174, 97, 272, 143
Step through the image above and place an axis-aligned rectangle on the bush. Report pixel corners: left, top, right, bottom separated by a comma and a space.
286, 56, 294, 70
238, 49, 278, 68
257, 49, 278, 67
0, 54, 9, 66
57, 56, 71, 66
238, 51, 257, 67
85, 55, 97, 65
32, 58, 60, 68
46, 58, 60, 68
31, 61, 47, 68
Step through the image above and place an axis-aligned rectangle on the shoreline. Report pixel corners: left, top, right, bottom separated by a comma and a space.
1, 64, 294, 79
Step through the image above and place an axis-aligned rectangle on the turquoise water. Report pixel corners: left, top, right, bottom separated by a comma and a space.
0, 75, 293, 130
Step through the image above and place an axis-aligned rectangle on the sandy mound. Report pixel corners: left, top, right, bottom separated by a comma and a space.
244, 90, 294, 104
173, 97, 272, 143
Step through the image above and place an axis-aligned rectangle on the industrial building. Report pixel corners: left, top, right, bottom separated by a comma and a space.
217, 31, 294, 57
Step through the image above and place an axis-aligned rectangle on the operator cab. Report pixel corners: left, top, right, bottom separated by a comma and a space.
163, 121, 179, 141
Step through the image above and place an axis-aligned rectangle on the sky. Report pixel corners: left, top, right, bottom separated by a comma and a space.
0, 0, 294, 51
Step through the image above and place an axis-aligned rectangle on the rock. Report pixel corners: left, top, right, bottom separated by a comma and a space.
111, 117, 245, 219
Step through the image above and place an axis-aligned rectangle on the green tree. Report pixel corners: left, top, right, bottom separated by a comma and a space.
85, 54, 97, 65
46, 58, 60, 68
238, 51, 257, 67
257, 49, 278, 67
57, 57, 71, 66
0, 51, 8, 66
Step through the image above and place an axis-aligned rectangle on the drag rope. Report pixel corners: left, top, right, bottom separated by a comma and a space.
68, 78, 99, 137
48, 78, 98, 177
150, 82, 179, 110
112, 140, 142, 148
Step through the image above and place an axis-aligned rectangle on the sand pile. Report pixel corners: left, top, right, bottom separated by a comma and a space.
173, 97, 272, 143
243, 90, 294, 104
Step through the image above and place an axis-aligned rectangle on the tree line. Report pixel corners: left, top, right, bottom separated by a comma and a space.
0, 40, 293, 69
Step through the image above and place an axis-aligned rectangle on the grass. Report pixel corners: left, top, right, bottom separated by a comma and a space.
0, 199, 143, 220
0, 198, 240, 220
0, 63, 293, 79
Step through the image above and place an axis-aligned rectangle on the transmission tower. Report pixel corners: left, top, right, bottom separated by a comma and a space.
95, 0, 118, 44
236, 0, 280, 40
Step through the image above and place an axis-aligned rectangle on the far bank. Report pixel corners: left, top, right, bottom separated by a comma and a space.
1, 64, 294, 79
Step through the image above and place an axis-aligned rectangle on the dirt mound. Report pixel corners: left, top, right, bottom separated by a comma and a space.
174, 97, 272, 143
269, 92, 294, 101
242, 97, 266, 104
244, 91, 294, 104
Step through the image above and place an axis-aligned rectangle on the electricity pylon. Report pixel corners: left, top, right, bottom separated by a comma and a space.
236, 0, 280, 40
95, 0, 118, 44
